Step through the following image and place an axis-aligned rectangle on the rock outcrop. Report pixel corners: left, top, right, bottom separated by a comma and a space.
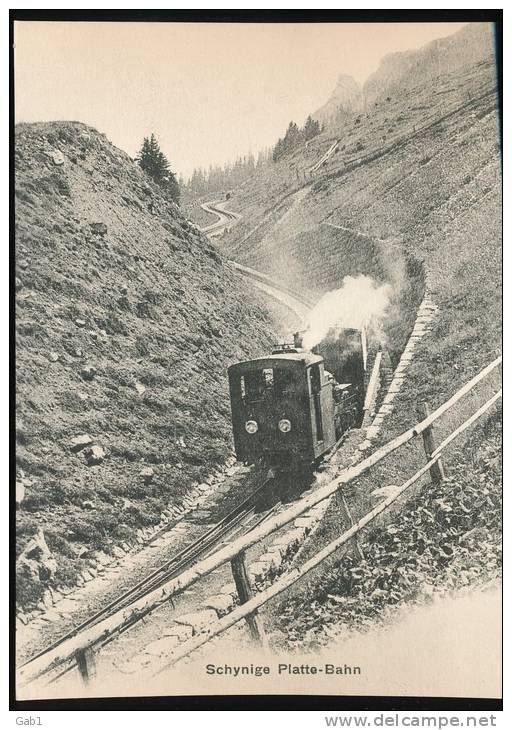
313, 74, 363, 127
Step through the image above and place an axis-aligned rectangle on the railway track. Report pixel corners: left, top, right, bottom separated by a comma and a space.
21, 473, 277, 664
19, 265, 319, 689
199, 199, 241, 237
27, 457, 352, 689
20, 471, 283, 682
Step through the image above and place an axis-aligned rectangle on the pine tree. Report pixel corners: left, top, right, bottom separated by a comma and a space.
283, 121, 301, 152
303, 115, 321, 141
136, 134, 180, 204
272, 120, 306, 162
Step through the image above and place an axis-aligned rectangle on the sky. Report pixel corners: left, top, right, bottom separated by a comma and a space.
14, 21, 469, 178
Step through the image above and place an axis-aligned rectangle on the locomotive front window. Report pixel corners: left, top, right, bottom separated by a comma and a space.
239, 365, 298, 403
274, 368, 296, 396
241, 368, 273, 402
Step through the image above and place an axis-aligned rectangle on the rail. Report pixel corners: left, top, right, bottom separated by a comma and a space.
199, 199, 241, 235
229, 261, 317, 309
18, 356, 502, 688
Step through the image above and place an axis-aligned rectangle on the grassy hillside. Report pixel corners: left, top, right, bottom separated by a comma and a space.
15, 122, 279, 608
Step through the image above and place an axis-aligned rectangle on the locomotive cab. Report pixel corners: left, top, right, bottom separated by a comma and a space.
228, 352, 336, 467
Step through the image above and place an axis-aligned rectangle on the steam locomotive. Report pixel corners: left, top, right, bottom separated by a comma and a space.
228, 327, 368, 468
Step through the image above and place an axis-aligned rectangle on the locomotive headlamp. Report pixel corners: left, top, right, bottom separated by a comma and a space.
245, 420, 258, 434
278, 419, 292, 433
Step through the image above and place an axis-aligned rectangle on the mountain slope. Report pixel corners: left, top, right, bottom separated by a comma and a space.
363, 21, 495, 107
203, 23, 502, 643
15, 121, 279, 607
209, 30, 500, 401
312, 22, 495, 127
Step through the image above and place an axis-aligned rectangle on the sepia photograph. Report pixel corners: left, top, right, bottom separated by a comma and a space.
11, 10, 503, 711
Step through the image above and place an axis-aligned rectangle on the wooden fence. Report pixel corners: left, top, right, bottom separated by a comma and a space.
17, 356, 502, 688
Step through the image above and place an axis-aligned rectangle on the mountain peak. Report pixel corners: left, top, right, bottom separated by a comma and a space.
313, 75, 362, 126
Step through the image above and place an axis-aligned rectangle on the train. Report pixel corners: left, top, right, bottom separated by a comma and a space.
228, 326, 368, 469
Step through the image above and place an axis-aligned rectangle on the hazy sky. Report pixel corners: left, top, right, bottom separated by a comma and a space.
14, 21, 468, 178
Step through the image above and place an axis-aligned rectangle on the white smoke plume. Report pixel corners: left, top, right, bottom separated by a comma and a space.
302, 275, 392, 350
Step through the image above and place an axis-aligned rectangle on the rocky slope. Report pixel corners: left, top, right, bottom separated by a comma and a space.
363, 21, 495, 108
312, 22, 495, 127
15, 121, 280, 609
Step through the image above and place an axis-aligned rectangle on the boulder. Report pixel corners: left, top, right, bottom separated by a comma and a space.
85, 444, 106, 465
134, 381, 146, 395
70, 543, 89, 558
80, 365, 97, 381
93, 551, 113, 567
16, 529, 57, 584
202, 593, 234, 616
89, 222, 108, 237
69, 433, 94, 452
370, 484, 401, 506
42, 589, 54, 609
140, 466, 155, 483
51, 150, 65, 166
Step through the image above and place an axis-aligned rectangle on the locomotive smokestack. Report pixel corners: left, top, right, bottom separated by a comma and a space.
293, 331, 303, 349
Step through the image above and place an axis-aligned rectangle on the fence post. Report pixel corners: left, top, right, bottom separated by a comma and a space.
75, 647, 96, 685
339, 492, 365, 561
418, 401, 446, 484
230, 552, 267, 647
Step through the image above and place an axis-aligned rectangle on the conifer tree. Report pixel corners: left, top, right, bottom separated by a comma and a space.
136, 134, 180, 204
303, 115, 321, 140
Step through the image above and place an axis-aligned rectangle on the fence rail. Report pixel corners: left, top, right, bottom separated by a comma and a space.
18, 356, 502, 688
155, 388, 502, 674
